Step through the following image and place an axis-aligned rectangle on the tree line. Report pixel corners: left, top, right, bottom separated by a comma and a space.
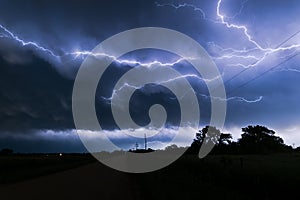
186, 125, 295, 155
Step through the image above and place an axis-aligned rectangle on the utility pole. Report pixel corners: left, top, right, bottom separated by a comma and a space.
144, 133, 147, 150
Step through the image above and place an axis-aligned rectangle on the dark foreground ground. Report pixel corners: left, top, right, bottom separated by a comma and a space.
1, 153, 300, 200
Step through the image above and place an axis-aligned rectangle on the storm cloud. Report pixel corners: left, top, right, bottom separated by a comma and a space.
1, 0, 300, 152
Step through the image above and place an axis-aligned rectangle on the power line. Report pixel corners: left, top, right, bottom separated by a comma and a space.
227, 51, 300, 95
223, 30, 300, 87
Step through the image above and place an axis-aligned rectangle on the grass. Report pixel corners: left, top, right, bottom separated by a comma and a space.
1, 152, 300, 199
130, 153, 300, 199
0, 153, 95, 185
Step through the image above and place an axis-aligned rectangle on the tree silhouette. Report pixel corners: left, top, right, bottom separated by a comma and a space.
238, 125, 285, 153
187, 124, 293, 155
188, 126, 232, 154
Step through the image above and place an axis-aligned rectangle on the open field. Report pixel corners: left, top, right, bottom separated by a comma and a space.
0, 153, 95, 185
1, 153, 300, 199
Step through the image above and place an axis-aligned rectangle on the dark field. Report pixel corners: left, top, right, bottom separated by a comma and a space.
0, 153, 95, 185
1, 153, 300, 199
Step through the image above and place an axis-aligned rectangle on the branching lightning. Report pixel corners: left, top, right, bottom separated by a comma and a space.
156, 0, 300, 69
155, 1, 208, 20
101, 71, 260, 105
277, 67, 300, 74
0, 24, 195, 68
102, 73, 221, 101
0, 2, 268, 105
216, 0, 263, 51
199, 93, 263, 103
0, 24, 59, 59
71, 50, 195, 67
215, 0, 300, 68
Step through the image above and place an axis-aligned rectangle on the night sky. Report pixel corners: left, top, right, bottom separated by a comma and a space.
1, 0, 300, 152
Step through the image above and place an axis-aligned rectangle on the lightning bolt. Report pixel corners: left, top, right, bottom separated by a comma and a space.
101, 73, 221, 102
2, 23, 254, 105
0, 23, 235, 105
154, 0, 300, 103
156, 0, 300, 69
199, 93, 263, 103
277, 67, 300, 73
225, 0, 248, 19
0, 24, 60, 60
155, 1, 208, 20
70, 50, 196, 67
100, 71, 261, 105
215, 0, 300, 68
0, 24, 196, 68
216, 0, 263, 51
0, 10, 267, 105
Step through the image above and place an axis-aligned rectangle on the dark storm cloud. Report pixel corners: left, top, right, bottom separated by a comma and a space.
0, 49, 190, 132
0, 53, 74, 132
1, 0, 300, 152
